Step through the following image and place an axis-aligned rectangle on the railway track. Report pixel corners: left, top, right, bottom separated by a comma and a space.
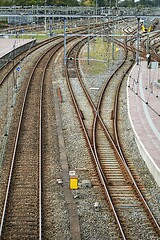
65, 30, 160, 239
0, 24, 100, 238
0, 36, 64, 175
0, 20, 159, 239
0, 36, 63, 84
0, 33, 83, 239
0, 37, 59, 239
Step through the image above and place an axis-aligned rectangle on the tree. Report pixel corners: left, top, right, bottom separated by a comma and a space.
81, 0, 95, 6
0, 0, 159, 6
98, 0, 106, 7
0, 0, 80, 6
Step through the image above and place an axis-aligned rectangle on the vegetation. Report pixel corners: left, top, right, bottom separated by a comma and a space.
0, 0, 159, 7
119, 0, 160, 7
81, 37, 119, 75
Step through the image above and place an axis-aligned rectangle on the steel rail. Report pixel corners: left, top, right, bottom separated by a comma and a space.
66, 32, 160, 237
113, 54, 160, 236
93, 34, 160, 234
0, 36, 62, 86
0, 38, 69, 239
92, 111, 127, 240
140, 31, 160, 62
91, 48, 130, 239
0, 43, 48, 239
38, 41, 60, 239
66, 37, 127, 239
93, 38, 160, 234
0, 21, 133, 237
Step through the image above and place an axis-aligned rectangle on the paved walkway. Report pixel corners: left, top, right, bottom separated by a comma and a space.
127, 61, 160, 187
0, 38, 34, 58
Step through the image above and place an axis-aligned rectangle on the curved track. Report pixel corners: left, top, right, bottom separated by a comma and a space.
0, 35, 81, 239
65, 30, 160, 239
0, 20, 159, 239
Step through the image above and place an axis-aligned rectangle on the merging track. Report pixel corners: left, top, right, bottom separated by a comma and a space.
65, 30, 160, 239
0, 20, 159, 239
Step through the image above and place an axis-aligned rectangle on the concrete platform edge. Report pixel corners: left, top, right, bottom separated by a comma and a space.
127, 64, 160, 187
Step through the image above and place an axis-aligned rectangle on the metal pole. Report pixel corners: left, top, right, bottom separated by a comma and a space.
112, 18, 114, 61
49, 17, 52, 37
64, 18, 67, 65
96, 0, 97, 23
146, 35, 150, 54
116, 0, 118, 15
13, 43, 16, 88
44, 0, 47, 34
136, 17, 140, 65
112, 37, 114, 60
87, 16, 90, 65
11, 43, 16, 108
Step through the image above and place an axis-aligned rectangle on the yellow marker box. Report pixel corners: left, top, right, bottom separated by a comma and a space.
70, 175, 78, 190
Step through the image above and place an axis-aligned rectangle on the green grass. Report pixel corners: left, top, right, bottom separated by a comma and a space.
11, 34, 48, 40
0, 20, 9, 29
53, 29, 64, 34
12, 28, 64, 40
81, 37, 119, 75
